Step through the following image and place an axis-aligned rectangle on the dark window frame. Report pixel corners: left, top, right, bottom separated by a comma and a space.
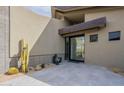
109, 31, 121, 41
90, 34, 98, 42
64, 35, 85, 63
65, 37, 70, 60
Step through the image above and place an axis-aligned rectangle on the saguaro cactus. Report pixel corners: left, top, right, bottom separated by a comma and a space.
20, 39, 29, 73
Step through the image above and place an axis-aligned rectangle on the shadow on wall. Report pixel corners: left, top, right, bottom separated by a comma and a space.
9, 18, 65, 69
25, 18, 66, 84
9, 40, 22, 68
29, 19, 65, 67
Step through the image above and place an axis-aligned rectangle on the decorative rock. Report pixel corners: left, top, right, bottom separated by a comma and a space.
41, 64, 45, 68
28, 67, 35, 71
35, 65, 42, 71
42, 63, 55, 69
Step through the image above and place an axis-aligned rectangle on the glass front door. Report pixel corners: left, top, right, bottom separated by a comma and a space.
70, 35, 84, 62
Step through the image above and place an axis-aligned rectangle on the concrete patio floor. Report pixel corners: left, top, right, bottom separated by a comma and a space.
28, 62, 124, 86
1, 61, 124, 86
0, 75, 49, 86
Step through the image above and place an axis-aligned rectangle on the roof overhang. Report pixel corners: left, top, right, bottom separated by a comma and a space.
54, 6, 93, 12
59, 17, 106, 37
52, 6, 94, 23
52, 6, 122, 24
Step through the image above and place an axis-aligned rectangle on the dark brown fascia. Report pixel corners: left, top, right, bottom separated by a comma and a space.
54, 6, 93, 12
59, 17, 106, 36
64, 6, 123, 16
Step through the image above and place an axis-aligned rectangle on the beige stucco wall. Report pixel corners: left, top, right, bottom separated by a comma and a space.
10, 6, 68, 57
85, 8, 124, 68
30, 18, 68, 55
0, 7, 10, 73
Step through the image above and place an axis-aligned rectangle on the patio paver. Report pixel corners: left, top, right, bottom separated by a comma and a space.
28, 62, 124, 86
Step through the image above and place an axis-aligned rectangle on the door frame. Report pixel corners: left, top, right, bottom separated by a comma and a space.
65, 34, 85, 63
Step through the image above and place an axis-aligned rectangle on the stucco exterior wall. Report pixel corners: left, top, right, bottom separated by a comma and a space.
85, 8, 124, 68
0, 7, 10, 73
30, 18, 67, 55
10, 6, 51, 57
10, 6, 68, 67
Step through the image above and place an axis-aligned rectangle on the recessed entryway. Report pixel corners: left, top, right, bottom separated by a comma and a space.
65, 35, 85, 62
